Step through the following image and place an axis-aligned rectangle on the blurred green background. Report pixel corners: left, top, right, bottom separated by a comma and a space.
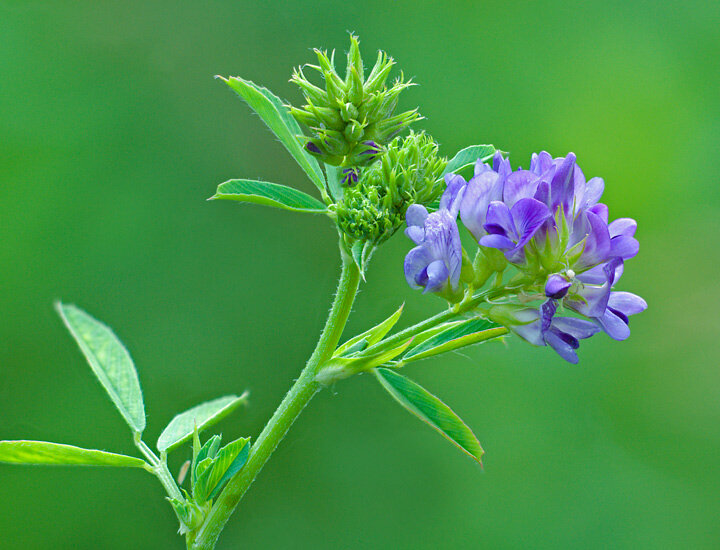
2, 1, 719, 548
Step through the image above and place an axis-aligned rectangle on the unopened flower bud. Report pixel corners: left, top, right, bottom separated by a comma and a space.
289, 34, 422, 166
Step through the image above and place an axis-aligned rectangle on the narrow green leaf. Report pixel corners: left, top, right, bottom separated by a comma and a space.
325, 163, 344, 202
403, 319, 506, 362
219, 76, 326, 193
335, 303, 405, 357
56, 303, 146, 434
373, 368, 484, 464
0, 441, 148, 469
195, 438, 251, 502
157, 393, 249, 454
210, 180, 327, 213
407, 319, 467, 348
440, 145, 499, 178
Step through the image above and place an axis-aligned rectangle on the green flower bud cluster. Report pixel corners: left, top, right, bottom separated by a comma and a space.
289, 35, 422, 167
334, 131, 447, 245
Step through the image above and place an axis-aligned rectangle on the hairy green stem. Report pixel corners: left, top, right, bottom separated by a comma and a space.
189, 256, 361, 550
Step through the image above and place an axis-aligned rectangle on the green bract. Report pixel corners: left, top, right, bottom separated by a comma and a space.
290, 34, 421, 167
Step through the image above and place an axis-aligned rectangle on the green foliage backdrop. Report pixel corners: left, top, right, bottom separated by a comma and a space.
1, 1, 719, 548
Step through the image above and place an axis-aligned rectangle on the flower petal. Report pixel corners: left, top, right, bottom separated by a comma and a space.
484, 200, 516, 237
551, 317, 601, 340
574, 210, 612, 271
607, 291, 647, 316
459, 170, 503, 240
403, 246, 432, 289
588, 203, 609, 224
492, 151, 512, 180
530, 151, 553, 176
549, 153, 577, 212
510, 198, 552, 249
503, 170, 539, 207
441, 174, 467, 213
578, 260, 624, 284
405, 203, 428, 228
544, 330, 580, 363
582, 177, 605, 208
608, 218, 637, 238
404, 225, 425, 245
479, 234, 515, 250
610, 235, 639, 259
424, 259, 450, 293
512, 319, 545, 347
545, 274, 572, 299
595, 308, 631, 341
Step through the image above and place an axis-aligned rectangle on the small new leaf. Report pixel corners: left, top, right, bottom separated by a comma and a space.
373, 368, 484, 464
440, 145, 499, 179
157, 393, 249, 454
56, 303, 146, 434
218, 76, 326, 193
335, 303, 404, 357
210, 180, 327, 213
194, 438, 251, 503
0, 441, 149, 469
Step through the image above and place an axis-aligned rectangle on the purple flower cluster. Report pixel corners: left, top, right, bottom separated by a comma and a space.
403, 189, 463, 297
402, 151, 646, 363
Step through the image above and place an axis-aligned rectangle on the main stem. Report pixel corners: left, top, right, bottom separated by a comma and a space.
190, 256, 361, 550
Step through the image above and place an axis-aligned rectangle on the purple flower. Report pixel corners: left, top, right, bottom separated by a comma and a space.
404, 148, 645, 362
545, 273, 572, 299
596, 290, 647, 340
574, 257, 645, 340
564, 258, 622, 318
479, 198, 552, 263
558, 257, 646, 340
490, 301, 600, 364
342, 168, 359, 186
437, 152, 510, 242
530, 152, 605, 217
306, 142, 322, 155
608, 217, 639, 260
404, 204, 462, 294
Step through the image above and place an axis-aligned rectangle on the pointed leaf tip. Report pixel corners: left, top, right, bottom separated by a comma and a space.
157, 394, 249, 454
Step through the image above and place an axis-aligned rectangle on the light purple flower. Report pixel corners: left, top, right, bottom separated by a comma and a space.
595, 290, 647, 340
545, 274, 572, 299
561, 257, 646, 340
564, 258, 622, 318
403, 204, 462, 294
530, 151, 605, 217
479, 198, 552, 263
490, 301, 600, 364
438, 152, 509, 241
